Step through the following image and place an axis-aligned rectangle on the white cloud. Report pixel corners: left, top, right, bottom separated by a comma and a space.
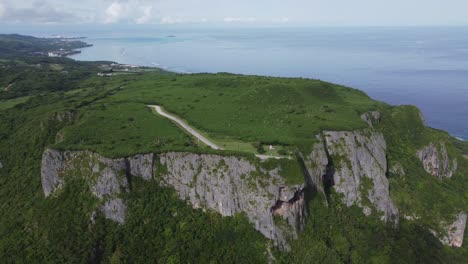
104, 2, 123, 24
0, 4, 5, 18
1, 0, 468, 26
135, 6, 153, 24
223, 17, 256, 23
160, 16, 183, 25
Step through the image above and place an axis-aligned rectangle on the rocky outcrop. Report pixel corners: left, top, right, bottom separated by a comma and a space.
100, 198, 126, 224
418, 143, 458, 178
41, 149, 129, 223
0, 160, 3, 169
129, 154, 154, 180
51, 110, 77, 123
41, 149, 306, 250
389, 162, 405, 177
41, 149, 66, 197
301, 139, 329, 193
321, 130, 399, 223
158, 152, 305, 250
361, 111, 381, 127
431, 212, 467, 247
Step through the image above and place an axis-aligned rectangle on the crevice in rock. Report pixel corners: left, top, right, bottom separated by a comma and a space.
295, 150, 317, 192
320, 134, 335, 205
270, 187, 305, 230
124, 158, 132, 190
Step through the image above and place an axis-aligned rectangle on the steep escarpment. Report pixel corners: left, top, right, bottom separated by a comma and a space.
40, 128, 465, 250
158, 152, 306, 249
418, 142, 458, 178
41, 149, 306, 250
41, 149, 129, 223
302, 130, 399, 224
431, 212, 467, 248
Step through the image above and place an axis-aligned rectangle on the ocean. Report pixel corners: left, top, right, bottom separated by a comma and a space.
7, 26, 468, 139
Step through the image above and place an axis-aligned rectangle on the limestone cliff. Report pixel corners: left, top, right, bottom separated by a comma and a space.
417, 142, 458, 178
301, 139, 329, 193
431, 212, 467, 248
302, 130, 399, 223
41, 149, 128, 223
360, 111, 381, 127
41, 149, 306, 250
322, 130, 399, 223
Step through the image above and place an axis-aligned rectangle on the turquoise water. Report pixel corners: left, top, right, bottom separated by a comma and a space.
7, 26, 468, 139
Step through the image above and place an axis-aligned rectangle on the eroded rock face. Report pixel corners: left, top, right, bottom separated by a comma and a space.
41, 149, 129, 223
41, 149, 307, 250
302, 140, 329, 193
432, 212, 467, 247
322, 130, 399, 223
129, 154, 154, 180
418, 143, 458, 178
390, 162, 405, 177
360, 111, 381, 127
41, 149, 66, 197
158, 152, 306, 250
101, 198, 126, 224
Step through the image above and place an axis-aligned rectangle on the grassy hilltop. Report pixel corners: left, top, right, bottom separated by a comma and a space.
0, 34, 467, 263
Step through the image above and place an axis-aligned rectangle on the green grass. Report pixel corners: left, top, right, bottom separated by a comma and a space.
103, 73, 383, 152
0, 95, 30, 110
55, 102, 194, 158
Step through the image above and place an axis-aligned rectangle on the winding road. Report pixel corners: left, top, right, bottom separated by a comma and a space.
148, 105, 286, 160
148, 105, 223, 150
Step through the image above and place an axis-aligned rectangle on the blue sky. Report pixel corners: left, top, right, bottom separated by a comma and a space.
0, 0, 467, 26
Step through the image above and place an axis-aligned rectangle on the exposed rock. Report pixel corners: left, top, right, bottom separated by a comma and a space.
370, 111, 381, 122
100, 198, 127, 224
322, 130, 399, 223
360, 111, 381, 127
390, 162, 405, 177
129, 154, 154, 180
402, 214, 420, 221
55, 131, 65, 143
51, 110, 77, 123
301, 139, 329, 192
41, 149, 130, 224
0, 160, 3, 169
41, 149, 66, 197
432, 212, 467, 247
41, 149, 306, 250
90, 211, 98, 225
417, 143, 458, 178
158, 152, 306, 250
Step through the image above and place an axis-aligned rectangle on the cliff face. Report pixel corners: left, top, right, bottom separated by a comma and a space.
158, 152, 306, 250
41, 149, 306, 250
41, 149, 128, 223
418, 143, 458, 178
40, 129, 464, 249
431, 212, 467, 248
302, 130, 399, 223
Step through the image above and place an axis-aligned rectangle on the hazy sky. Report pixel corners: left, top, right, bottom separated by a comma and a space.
1, 0, 467, 26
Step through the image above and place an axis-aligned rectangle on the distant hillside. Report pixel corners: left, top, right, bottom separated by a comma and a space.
0, 34, 91, 58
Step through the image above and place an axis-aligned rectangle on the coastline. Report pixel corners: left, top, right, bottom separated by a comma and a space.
68, 33, 468, 141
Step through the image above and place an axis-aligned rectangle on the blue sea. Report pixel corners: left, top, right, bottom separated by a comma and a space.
6, 25, 468, 139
